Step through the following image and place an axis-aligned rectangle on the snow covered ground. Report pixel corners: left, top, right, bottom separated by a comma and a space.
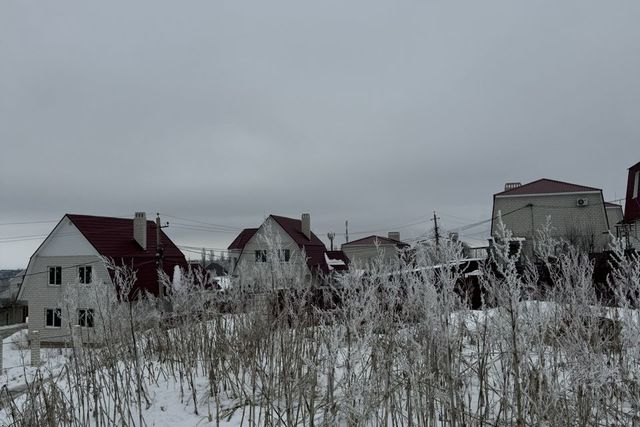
1, 330, 70, 394
2, 300, 640, 426
0, 328, 247, 426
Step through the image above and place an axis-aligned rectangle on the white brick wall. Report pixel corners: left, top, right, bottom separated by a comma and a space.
20, 255, 111, 343
491, 191, 610, 252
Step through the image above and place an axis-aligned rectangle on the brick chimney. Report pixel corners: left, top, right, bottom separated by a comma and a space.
388, 232, 400, 242
301, 213, 311, 240
133, 212, 147, 250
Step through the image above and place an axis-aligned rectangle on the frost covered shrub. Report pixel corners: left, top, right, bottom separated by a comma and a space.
3, 220, 640, 426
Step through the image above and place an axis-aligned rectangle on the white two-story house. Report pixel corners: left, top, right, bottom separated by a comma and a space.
17, 212, 186, 346
228, 213, 349, 287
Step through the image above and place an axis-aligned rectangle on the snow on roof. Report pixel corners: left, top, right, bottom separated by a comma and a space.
325, 252, 346, 267
458, 236, 490, 248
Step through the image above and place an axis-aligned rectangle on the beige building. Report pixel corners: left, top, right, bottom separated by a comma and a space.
491, 179, 612, 254
605, 202, 624, 229
341, 233, 409, 267
0, 271, 27, 326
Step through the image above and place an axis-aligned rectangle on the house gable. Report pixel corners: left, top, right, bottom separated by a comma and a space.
37, 216, 101, 257
231, 215, 340, 276
234, 216, 302, 272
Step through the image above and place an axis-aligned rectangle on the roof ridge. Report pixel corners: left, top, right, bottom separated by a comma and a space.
342, 234, 407, 246
495, 178, 601, 196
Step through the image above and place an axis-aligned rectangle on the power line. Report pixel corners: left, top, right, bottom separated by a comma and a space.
169, 224, 240, 234
159, 214, 242, 231
0, 220, 58, 227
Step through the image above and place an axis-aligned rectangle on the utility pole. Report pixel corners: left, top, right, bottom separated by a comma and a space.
155, 213, 170, 305
432, 211, 441, 247
345, 221, 349, 243
156, 213, 164, 300
327, 232, 336, 251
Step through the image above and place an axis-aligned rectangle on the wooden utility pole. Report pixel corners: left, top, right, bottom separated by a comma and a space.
432, 211, 441, 247
156, 213, 164, 300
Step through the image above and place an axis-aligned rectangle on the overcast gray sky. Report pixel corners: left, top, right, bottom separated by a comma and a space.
1, 0, 639, 268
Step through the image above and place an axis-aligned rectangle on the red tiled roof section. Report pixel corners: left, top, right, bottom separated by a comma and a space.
66, 214, 187, 297
342, 235, 409, 248
495, 179, 601, 196
270, 215, 326, 247
227, 228, 258, 250
625, 162, 640, 222
269, 215, 329, 274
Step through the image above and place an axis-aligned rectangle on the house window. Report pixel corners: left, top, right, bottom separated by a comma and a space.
278, 249, 291, 262
48, 266, 62, 285
634, 171, 639, 199
78, 266, 92, 284
255, 250, 267, 262
45, 308, 62, 328
78, 309, 94, 328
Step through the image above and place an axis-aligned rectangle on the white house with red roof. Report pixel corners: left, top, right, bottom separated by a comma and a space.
17, 212, 187, 346
491, 179, 612, 254
227, 213, 349, 285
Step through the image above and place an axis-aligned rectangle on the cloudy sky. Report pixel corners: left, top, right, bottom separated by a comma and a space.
1, 0, 639, 268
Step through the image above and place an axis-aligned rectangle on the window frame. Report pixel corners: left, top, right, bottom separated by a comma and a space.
78, 266, 92, 284
255, 250, 267, 262
278, 249, 291, 262
45, 308, 62, 328
48, 266, 62, 286
634, 170, 639, 199
78, 308, 95, 328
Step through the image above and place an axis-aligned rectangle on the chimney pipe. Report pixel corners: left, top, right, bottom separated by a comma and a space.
301, 213, 311, 240
134, 212, 147, 250
388, 232, 400, 242
504, 182, 522, 191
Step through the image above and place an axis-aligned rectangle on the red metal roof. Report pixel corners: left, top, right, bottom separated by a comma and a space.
66, 214, 187, 298
270, 215, 325, 246
227, 228, 258, 250
269, 215, 330, 274
342, 235, 409, 248
495, 178, 601, 196
624, 162, 640, 222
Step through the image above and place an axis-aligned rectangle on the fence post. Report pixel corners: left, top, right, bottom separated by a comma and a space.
73, 325, 82, 350
0, 337, 3, 371
30, 330, 40, 366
